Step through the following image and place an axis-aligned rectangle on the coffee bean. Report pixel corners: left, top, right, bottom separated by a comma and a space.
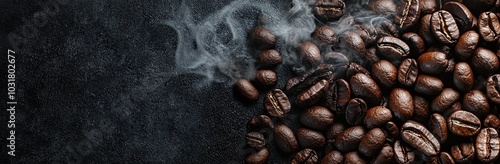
322, 51, 350, 67
264, 89, 291, 117
247, 132, 266, 149
453, 62, 474, 92
470, 47, 499, 76
385, 121, 400, 143
297, 79, 329, 106
431, 10, 460, 44
235, 79, 259, 102
245, 148, 269, 164
443, 1, 474, 32
412, 95, 431, 123
394, 140, 416, 164
320, 150, 343, 164
259, 49, 283, 68
339, 31, 367, 61
326, 123, 345, 142
475, 128, 500, 163
296, 128, 326, 149
420, 14, 437, 45
451, 143, 475, 164
487, 74, 500, 104
478, 12, 500, 42
359, 128, 386, 157
312, 26, 337, 45
326, 79, 351, 113
334, 126, 366, 152
448, 110, 481, 137
371, 144, 394, 164
355, 24, 378, 45
401, 120, 441, 156
395, 0, 421, 31
254, 70, 277, 87
402, 32, 426, 56
274, 124, 299, 154
248, 115, 274, 131
350, 73, 382, 106
485, 114, 500, 128
428, 152, 455, 164
344, 151, 367, 164
367, 0, 396, 15
371, 60, 398, 88
285, 66, 335, 94
365, 106, 393, 129
346, 62, 370, 78
417, 51, 449, 75
291, 148, 318, 164
298, 41, 321, 67
431, 88, 460, 113
398, 58, 419, 87
345, 98, 368, 125
314, 0, 345, 21
463, 90, 490, 118
455, 30, 480, 60
429, 113, 448, 144
414, 75, 443, 95
420, 0, 437, 14
250, 26, 276, 50
376, 36, 410, 62
300, 106, 335, 130
389, 88, 414, 121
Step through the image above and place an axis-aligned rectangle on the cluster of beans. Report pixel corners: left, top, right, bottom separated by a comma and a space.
235, 0, 500, 163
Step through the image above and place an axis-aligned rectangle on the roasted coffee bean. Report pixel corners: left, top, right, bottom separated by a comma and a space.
401, 120, 441, 156
335, 126, 366, 152
247, 132, 266, 149
451, 143, 475, 164
254, 70, 277, 87
367, 0, 396, 15
339, 31, 367, 60
417, 51, 449, 75
376, 36, 410, 62
429, 113, 448, 143
443, 102, 462, 119
326, 123, 345, 142
414, 75, 444, 96
398, 58, 419, 87
431, 88, 460, 113
431, 10, 460, 44
476, 128, 500, 163
420, 0, 437, 14
314, 0, 345, 21
291, 148, 318, 164
420, 14, 436, 45
312, 26, 337, 45
285, 66, 335, 94
344, 151, 367, 164
445, 57, 456, 73
470, 47, 499, 76
412, 95, 431, 123
402, 32, 426, 56
320, 150, 343, 164
394, 140, 415, 164
300, 106, 335, 130
478, 12, 500, 42
250, 26, 276, 49
298, 41, 321, 67
385, 121, 400, 142
428, 152, 454, 164
322, 51, 350, 67
443, 1, 474, 32
345, 98, 368, 125
296, 128, 326, 148
274, 124, 299, 154
264, 89, 291, 117
359, 128, 386, 157
371, 60, 398, 88
258, 49, 283, 68
372, 144, 394, 164
389, 88, 414, 121
484, 114, 500, 128
355, 24, 378, 45
453, 62, 474, 92
235, 79, 259, 102
248, 115, 274, 130
365, 106, 393, 129
297, 79, 329, 106
448, 110, 481, 137
463, 90, 490, 118
350, 73, 382, 106
455, 30, 480, 60
395, 0, 421, 31
245, 148, 269, 164
487, 74, 500, 104
346, 62, 370, 78
326, 79, 350, 113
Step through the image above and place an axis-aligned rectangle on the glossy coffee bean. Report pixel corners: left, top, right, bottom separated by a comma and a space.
389, 88, 414, 121
453, 62, 474, 92
371, 60, 398, 88
350, 73, 382, 106
298, 41, 321, 67
334, 126, 366, 152
484, 114, 500, 128
346, 62, 370, 78
254, 70, 277, 87
478, 12, 500, 42
245, 148, 269, 164
258, 49, 282, 68
420, 0, 437, 14
417, 51, 448, 75
367, 0, 396, 15
326, 79, 350, 113
402, 32, 426, 56
414, 75, 443, 96
463, 90, 490, 118
475, 128, 500, 163
345, 98, 367, 125
359, 128, 386, 157
429, 113, 448, 143
365, 106, 393, 129
300, 106, 334, 131
312, 26, 337, 45
455, 30, 480, 60
394, 140, 415, 164
246, 132, 265, 149
264, 89, 291, 117
443, 1, 474, 32
431, 10, 460, 44
470, 47, 499, 76
326, 123, 345, 142
320, 150, 343, 164
395, 0, 421, 31
314, 0, 345, 21
412, 95, 431, 123
296, 128, 325, 149
250, 26, 276, 49
401, 120, 440, 156
385, 121, 400, 143
247, 115, 274, 131
297, 79, 329, 106
339, 31, 367, 61
235, 79, 259, 102
344, 151, 367, 164
291, 148, 318, 164
274, 124, 299, 154
420, 14, 436, 45
486, 74, 500, 104
448, 110, 481, 137
372, 144, 394, 164
431, 88, 460, 113
398, 58, 419, 87
376, 36, 410, 62
428, 152, 455, 164
451, 143, 475, 164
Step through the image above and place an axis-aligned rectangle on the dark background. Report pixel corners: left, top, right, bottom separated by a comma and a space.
0, 0, 297, 163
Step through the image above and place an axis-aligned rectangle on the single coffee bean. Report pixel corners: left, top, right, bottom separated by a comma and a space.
264, 89, 291, 117
250, 26, 276, 49
455, 30, 480, 60
326, 123, 345, 142
334, 126, 366, 152
345, 98, 368, 125
258, 49, 283, 68
402, 32, 426, 56
475, 128, 500, 163
484, 114, 500, 128
246, 132, 266, 149
314, 0, 345, 21
431, 10, 460, 45
371, 60, 398, 88
429, 113, 448, 143
350, 73, 382, 106
296, 128, 326, 149
394, 140, 416, 164
355, 24, 378, 46
274, 124, 299, 154
398, 58, 419, 87
451, 143, 475, 164
453, 62, 474, 92
298, 41, 321, 67
359, 128, 386, 157
395, 0, 421, 31
385, 121, 400, 143
297, 79, 329, 106
376, 36, 410, 62
344, 151, 367, 164
285, 66, 335, 94
254, 70, 277, 87
412, 95, 431, 123
420, 0, 437, 14
470, 47, 499, 76
326, 79, 350, 113
443, 1, 474, 32
428, 152, 454, 164
414, 75, 443, 96
478, 12, 500, 42
367, 0, 396, 15
401, 120, 441, 156
291, 148, 318, 164
487, 74, 500, 104
420, 14, 436, 45
448, 110, 481, 137
346, 62, 370, 78
365, 106, 393, 129
245, 148, 269, 164
463, 90, 490, 118
235, 79, 259, 102
371, 144, 394, 164
389, 88, 414, 121
339, 31, 367, 61
417, 51, 449, 75
247, 115, 274, 131
322, 51, 350, 68
312, 26, 337, 45
320, 150, 343, 164
300, 106, 335, 131
431, 88, 460, 113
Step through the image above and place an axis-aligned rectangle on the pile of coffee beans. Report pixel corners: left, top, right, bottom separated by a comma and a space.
237, 0, 500, 163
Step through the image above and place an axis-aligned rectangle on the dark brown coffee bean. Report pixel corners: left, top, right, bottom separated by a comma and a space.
248, 115, 274, 131
365, 106, 393, 129
417, 51, 449, 75
431, 10, 460, 45
274, 124, 299, 154
296, 128, 326, 149
246, 132, 265, 149
451, 143, 475, 164
428, 152, 455, 164
367, 0, 396, 15
402, 32, 426, 56
297, 79, 329, 106
443, 102, 462, 119
414, 75, 444, 96
484, 114, 500, 128
320, 150, 343, 164
401, 120, 441, 156
359, 128, 386, 157
372, 144, 394, 164
298, 41, 321, 67
412, 95, 431, 123
350, 73, 382, 106
487, 74, 500, 104
455, 31, 480, 60
264, 89, 291, 117
300, 106, 335, 131
245, 148, 269, 164
345, 98, 368, 125
431, 88, 460, 113
376, 36, 410, 62
453, 62, 474, 92
420, 0, 437, 14
326, 79, 350, 113
344, 151, 367, 164
389, 88, 414, 121
448, 110, 481, 137
250, 26, 276, 50
254, 70, 277, 87
475, 128, 500, 163
285, 66, 335, 94
314, 0, 345, 21
322, 51, 350, 66
429, 113, 448, 144
312, 26, 337, 45
355, 24, 378, 45
326, 123, 345, 142
258, 49, 282, 68
420, 14, 436, 45
478, 12, 500, 42
339, 31, 367, 62
346, 62, 370, 78
463, 90, 490, 118
235, 79, 259, 102
371, 60, 398, 88
443, 1, 474, 32
395, 0, 421, 31
335, 126, 366, 152
398, 58, 419, 87
291, 148, 318, 164
394, 140, 415, 164
470, 47, 499, 76
385, 121, 400, 143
